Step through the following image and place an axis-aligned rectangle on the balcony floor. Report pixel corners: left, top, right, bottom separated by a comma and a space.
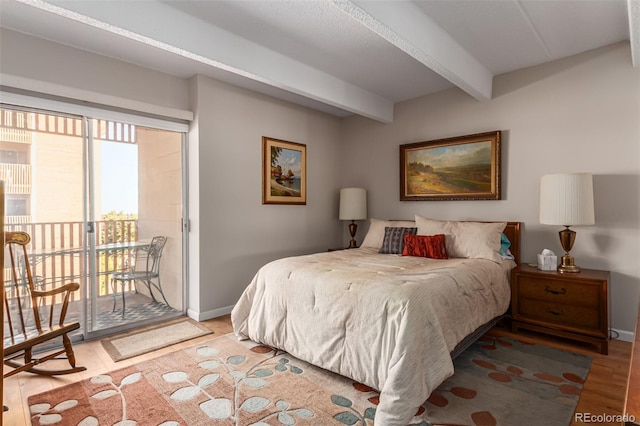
5, 292, 181, 344
93, 293, 178, 330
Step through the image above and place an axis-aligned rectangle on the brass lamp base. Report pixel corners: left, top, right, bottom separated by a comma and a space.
347, 221, 358, 248
558, 226, 580, 273
558, 253, 581, 273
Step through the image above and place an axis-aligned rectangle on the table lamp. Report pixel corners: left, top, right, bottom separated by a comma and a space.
539, 173, 595, 273
339, 188, 367, 248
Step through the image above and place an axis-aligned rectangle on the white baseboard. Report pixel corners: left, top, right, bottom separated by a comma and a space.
612, 328, 634, 342
187, 305, 234, 322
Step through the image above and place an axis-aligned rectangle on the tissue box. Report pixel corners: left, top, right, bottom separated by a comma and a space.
537, 254, 557, 271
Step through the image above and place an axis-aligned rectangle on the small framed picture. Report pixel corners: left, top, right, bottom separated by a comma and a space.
262, 136, 307, 205
400, 131, 501, 201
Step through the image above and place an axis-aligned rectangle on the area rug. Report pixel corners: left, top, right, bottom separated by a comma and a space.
100, 318, 212, 362
29, 331, 591, 426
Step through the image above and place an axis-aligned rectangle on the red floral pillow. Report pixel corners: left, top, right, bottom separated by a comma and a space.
402, 234, 449, 259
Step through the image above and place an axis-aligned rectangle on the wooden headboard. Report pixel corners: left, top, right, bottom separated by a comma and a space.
503, 221, 521, 265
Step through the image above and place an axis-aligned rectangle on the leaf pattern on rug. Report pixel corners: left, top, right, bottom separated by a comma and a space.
331, 333, 591, 426
27, 333, 591, 426
31, 372, 148, 426
87, 373, 141, 425
333, 381, 428, 425
160, 342, 315, 425
331, 394, 376, 425
472, 352, 586, 395
30, 400, 78, 425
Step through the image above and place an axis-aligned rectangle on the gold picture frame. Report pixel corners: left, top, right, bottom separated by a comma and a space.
262, 136, 307, 205
400, 131, 501, 201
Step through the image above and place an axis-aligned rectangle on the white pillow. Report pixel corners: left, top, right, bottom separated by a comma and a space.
360, 218, 416, 249
415, 215, 505, 263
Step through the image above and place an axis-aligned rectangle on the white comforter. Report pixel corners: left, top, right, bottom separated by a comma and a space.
232, 247, 514, 425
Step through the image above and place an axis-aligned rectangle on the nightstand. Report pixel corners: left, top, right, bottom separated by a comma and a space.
510, 264, 610, 354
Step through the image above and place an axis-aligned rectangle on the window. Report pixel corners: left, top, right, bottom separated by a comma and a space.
0, 149, 28, 164
6, 197, 28, 216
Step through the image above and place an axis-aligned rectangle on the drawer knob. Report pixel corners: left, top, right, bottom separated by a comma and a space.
545, 286, 567, 295
546, 308, 563, 316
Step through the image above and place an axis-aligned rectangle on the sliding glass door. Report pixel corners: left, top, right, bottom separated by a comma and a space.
1, 104, 187, 340
86, 119, 185, 337
1, 107, 87, 334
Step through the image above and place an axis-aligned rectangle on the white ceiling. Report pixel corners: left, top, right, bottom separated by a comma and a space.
1, 0, 638, 123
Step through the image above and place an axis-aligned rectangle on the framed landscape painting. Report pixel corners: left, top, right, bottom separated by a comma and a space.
400, 131, 501, 201
262, 136, 307, 205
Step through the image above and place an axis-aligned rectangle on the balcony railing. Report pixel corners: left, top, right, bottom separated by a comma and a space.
0, 163, 32, 194
4, 220, 139, 303
6, 215, 32, 224
0, 127, 32, 144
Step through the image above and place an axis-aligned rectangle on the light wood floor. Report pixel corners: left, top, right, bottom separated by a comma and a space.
2, 316, 632, 426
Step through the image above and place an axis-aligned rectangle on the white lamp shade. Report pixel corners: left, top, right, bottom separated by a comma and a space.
539, 173, 595, 226
339, 188, 367, 221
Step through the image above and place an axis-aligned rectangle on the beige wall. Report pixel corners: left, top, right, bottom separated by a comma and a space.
341, 42, 640, 335
188, 75, 343, 317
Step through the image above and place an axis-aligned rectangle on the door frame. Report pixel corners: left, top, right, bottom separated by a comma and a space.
0, 92, 190, 340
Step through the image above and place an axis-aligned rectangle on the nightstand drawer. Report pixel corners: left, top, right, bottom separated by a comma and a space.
516, 275, 599, 308
517, 298, 602, 334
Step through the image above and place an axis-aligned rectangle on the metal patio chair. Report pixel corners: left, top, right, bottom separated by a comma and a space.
110, 236, 169, 318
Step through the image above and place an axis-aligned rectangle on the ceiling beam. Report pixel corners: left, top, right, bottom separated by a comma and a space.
629, 0, 640, 67
15, 0, 395, 122
333, 0, 494, 101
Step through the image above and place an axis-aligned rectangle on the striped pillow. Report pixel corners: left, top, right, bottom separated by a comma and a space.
378, 227, 417, 254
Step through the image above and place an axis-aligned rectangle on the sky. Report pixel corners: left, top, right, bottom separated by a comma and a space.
100, 141, 138, 215
275, 148, 302, 176
408, 141, 492, 168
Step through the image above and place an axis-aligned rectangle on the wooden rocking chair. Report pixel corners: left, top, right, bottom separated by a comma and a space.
3, 231, 86, 377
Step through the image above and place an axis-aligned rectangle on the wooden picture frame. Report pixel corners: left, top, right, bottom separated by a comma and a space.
400, 131, 501, 201
262, 136, 307, 205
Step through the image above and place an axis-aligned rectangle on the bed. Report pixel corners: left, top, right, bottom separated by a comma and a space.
232, 216, 521, 425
